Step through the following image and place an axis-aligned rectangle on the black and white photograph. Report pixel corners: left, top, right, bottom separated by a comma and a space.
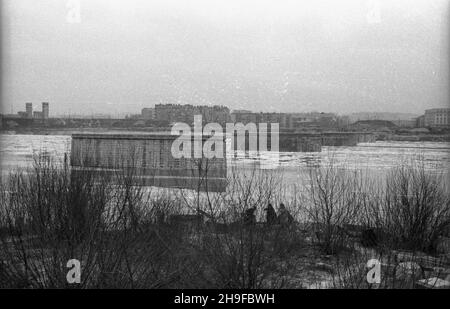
0, 0, 449, 295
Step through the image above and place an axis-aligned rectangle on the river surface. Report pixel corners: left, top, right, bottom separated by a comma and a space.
1, 134, 449, 185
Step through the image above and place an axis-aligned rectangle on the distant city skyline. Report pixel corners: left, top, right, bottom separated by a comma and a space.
2, 101, 427, 119
6, 102, 426, 120
1, 0, 449, 115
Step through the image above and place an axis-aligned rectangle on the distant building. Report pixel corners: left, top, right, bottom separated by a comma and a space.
198, 105, 230, 124
34, 111, 43, 119
350, 120, 397, 131
230, 110, 336, 130
424, 108, 450, 128
257, 112, 294, 129
348, 112, 420, 124
155, 104, 197, 123
416, 115, 425, 128
42, 102, 49, 119
391, 119, 416, 128
26, 103, 33, 118
289, 114, 313, 128
231, 110, 258, 124
141, 108, 155, 120
289, 112, 337, 129
155, 104, 230, 124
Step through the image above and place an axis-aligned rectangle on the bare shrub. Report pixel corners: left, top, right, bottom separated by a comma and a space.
366, 160, 450, 253
0, 154, 188, 288
302, 160, 364, 254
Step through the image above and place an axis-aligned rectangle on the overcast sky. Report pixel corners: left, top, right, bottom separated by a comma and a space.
1, 0, 449, 115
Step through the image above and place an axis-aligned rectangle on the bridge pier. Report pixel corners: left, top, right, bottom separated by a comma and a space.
71, 133, 227, 191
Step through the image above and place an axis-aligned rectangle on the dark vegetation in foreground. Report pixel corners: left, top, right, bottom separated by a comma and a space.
0, 156, 449, 289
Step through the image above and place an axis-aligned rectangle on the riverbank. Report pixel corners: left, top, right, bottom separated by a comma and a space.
381, 134, 450, 142
0, 127, 169, 136
2, 128, 450, 143
1, 156, 449, 288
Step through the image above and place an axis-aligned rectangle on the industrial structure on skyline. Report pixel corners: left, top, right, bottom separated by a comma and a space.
5, 102, 50, 120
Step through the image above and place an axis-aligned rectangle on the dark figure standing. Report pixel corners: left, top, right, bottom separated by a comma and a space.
243, 206, 257, 226
265, 204, 277, 225
278, 203, 294, 227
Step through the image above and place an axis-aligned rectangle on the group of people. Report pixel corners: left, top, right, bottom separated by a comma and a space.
243, 203, 294, 227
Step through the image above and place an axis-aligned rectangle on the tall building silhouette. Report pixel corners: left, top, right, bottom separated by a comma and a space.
42, 102, 49, 119
25, 103, 33, 118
